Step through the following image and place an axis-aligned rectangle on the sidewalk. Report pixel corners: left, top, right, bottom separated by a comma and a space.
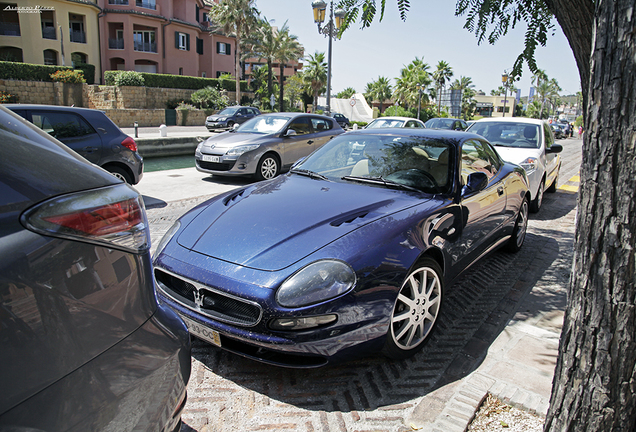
121, 125, 212, 139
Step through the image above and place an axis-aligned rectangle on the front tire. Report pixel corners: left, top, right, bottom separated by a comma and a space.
106, 165, 133, 184
529, 178, 544, 213
255, 154, 279, 181
506, 196, 529, 253
383, 258, 443, 360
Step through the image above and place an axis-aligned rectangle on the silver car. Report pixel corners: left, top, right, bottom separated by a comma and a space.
467, 117, 563, 212
196, 113, 344, 180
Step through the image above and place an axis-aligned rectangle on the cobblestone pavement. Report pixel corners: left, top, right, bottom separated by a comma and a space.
143, 138, 581, 432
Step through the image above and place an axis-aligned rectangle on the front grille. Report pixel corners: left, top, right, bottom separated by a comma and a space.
155, 269, 262, 326
197, 160, 235, 171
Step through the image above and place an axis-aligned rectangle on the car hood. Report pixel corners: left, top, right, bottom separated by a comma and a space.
200, 132, 276, 150
176, 175, 430, 271
493, 146, 542, 165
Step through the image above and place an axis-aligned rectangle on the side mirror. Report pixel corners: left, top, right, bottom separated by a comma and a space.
284, 129, 297, 137
462, 172, 488, 197
547, 144, 563, 154
232, 123, 240, 130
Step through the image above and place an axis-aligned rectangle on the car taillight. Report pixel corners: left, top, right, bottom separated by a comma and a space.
22, 184, 150, 253
121, 136, 138, 152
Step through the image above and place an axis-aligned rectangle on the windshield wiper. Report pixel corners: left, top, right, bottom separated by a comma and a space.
341, 176, 422, 192
290, 168, 328, 180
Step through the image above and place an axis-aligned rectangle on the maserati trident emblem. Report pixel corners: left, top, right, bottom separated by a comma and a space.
193, 289, 204, 308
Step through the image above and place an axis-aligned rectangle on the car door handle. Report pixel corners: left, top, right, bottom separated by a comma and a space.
497, 186, 504, 196
307, 140, 314, 145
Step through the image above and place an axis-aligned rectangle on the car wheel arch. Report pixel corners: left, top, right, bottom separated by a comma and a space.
102, 162, 134, 184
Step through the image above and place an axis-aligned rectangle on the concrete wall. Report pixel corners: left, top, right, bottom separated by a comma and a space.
136, 136, 198, 158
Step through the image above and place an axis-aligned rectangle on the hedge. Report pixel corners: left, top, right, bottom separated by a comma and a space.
0, 61, 96, 84
104, 70, 248, 92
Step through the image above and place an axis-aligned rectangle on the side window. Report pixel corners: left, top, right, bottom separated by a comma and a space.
287, 117, 312, 135
31, 111, 95, 139
405, 121, 419, 128
311, 118, 331, 132
543, 123, 555, 148
461, 140, 497, 183
237, 108, 247, 116
480, 140, 502, 172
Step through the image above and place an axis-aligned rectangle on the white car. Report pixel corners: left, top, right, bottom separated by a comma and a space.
365, 116, 426, 129
467, 117, 563, 212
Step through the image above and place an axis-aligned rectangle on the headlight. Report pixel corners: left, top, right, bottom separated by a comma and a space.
153, 220, 180, 259
276, 260, 356, 307
225, 144, 260, 156
196, 142, 203, 153
519, 157, 538, 173
217, 117, 227, 121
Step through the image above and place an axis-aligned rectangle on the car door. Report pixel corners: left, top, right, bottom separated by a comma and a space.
455, 139, 508, 265
542, 123, 560, 186
309, 117, 340, 151
30, 110, 103, 164
281, 116, 314, 168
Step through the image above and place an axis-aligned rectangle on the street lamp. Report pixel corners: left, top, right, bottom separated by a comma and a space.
311, 0, 345, 115
501, 73, 509, 117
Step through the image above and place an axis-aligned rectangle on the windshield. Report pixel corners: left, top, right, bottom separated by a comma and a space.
295, 133, 453, 194
468, 122, 541, 149
425, 118, 455, 129
236, 115, 290, 134
218, 107, 238, 116
366, 118, 406, 128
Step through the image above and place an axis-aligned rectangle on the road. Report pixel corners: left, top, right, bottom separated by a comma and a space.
137, 136, 583, 432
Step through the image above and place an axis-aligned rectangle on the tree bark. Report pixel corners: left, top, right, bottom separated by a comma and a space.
545, 0, 636, 429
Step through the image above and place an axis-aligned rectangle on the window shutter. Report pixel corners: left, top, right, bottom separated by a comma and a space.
175, 31, 179, 48
186, 33, 190, 51
195, 5, 199, 22
226, 43, 231, 55
196, 38, 203, 55
216, 41, 220, 54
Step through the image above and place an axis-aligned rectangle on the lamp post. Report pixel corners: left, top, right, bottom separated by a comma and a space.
311, 0, 345, 115
501, 73, 509, 117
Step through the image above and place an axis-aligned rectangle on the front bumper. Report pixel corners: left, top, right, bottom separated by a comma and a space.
195, 151, 261, 176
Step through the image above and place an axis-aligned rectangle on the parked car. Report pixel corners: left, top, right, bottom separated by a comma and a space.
365, 116, 426, 129
5, 104, 143, 185
154, 128, 530, 368
205, 106, 261, 131
330, 112, 350, 128
467, 117, 563, 212
424, 117, 468, 131
551, 123, 566, 139
196, 112, 344, 180
0, 106, 191, 430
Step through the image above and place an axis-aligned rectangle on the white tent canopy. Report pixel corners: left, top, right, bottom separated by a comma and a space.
316, 93, 374, 123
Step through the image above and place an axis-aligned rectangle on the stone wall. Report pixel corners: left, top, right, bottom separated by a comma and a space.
103, 109, 167, 128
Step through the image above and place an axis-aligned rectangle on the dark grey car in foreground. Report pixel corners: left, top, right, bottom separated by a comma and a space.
0, 107, 190, 431
6, 104, 144, 185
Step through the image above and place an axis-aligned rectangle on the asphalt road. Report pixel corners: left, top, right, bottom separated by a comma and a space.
137, 136, 583, 432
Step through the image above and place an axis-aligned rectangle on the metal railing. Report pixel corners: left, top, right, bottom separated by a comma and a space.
108, 0, 129, 4
135, 0, 156, 9
109, 38, 124, 49
69, 30, 86, 43
41, 26, 56, 39
133, 41, 156, 52
0, 22, 20, 36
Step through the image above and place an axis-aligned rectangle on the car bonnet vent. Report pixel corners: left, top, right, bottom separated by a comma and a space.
330, 210, 370, 227
222, 188, 247, 206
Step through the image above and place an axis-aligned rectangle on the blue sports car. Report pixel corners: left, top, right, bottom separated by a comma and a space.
153, 128, 530, 367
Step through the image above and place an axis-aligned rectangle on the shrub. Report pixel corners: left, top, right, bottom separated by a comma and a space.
176, 101, 196, 110
114, 71, 145, 86
102, 70, 249, 91
191, 86, 229, 110
0, 61, 72, 81
0, 91, 18, 103
50, 69, 86, 83
74, 63, 95, 84
383, 105, 414, 118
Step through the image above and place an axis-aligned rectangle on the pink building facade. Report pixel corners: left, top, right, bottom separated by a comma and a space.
99, 0, 235, 82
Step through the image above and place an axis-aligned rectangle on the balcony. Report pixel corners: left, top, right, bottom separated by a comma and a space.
134, 41, 156, 53
109, 38, 124, 49
0, 22, 20, 36
135, 0, 155, 9
42, 26, 56, 39
69, 30, 86, 43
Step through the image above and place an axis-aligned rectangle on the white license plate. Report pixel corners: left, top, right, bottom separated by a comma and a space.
202, 155, 220, 163
180, 314, 221, 347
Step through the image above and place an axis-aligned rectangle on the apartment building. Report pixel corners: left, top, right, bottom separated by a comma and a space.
100, 0, 235, 81
0, 0, 101, 76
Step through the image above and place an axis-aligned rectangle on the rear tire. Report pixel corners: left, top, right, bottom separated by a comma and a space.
383, 258, 443, 360
106, 165, 133, 184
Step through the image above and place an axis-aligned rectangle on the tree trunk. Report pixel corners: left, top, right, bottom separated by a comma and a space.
279, 64, 284, 112
235, 38, 242, 105
544, 0, 636, 429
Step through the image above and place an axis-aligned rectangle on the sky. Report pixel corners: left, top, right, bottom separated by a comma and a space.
254, 0, 582, 98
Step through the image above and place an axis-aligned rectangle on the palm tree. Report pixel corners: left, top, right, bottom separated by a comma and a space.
274, 22, 303, 112
433, 60, 453, 115
208, 0, 259, 104
450, 76, 475, 120
303, 52, 327, 112
373, 76, 393, 113
392, 57, 431, 110
252, 18, 277, 98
